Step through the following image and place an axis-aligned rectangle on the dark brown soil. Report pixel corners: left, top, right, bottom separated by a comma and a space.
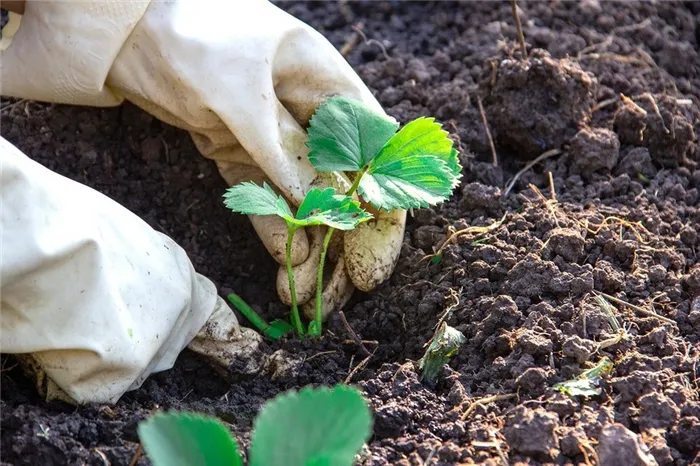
2, 1, 699, 465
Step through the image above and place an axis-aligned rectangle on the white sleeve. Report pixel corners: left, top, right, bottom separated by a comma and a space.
1, 136, 217, 404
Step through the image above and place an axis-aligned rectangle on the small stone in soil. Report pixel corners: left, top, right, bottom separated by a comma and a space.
569, 127, 620, 179
597, 423, 658, 466
504, 406, 559, 459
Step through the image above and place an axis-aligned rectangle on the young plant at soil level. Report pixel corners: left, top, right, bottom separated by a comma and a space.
418, 321, 466, 383
224, 96, 462, 339
137, 384, 372, 466
305, 96, 462, 329
224, 183, 372, 337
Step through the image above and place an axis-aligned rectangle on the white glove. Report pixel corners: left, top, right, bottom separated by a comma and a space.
0, 0, 407, 319
0, 137, 262, 404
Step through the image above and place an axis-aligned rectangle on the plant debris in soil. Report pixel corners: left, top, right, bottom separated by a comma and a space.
2, 1, 700, 465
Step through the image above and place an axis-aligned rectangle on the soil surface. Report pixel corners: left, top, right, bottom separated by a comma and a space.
2, 1, 700, 465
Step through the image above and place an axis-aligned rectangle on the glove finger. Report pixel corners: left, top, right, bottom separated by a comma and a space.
301, 253, 354, 322
276, 226, 324, 306
271, 21, 386, 125
344, 207, 407, 292
187, 296, 265, 377
250, 215, 310, 266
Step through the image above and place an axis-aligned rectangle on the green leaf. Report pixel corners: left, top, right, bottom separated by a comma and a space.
223, 182, 294, 221
290, 187, 374, 231
224, 184, 371, 232
267, 319, 295, 340
360, 118, 462, 210
418, 322, 466, 383
553, 357, 613, 398
138, 411, 242, 466
552, 379, 602, 397
430, 253, 443, 265
307, 320, 321, 337
307, 96, 399, 172
360, 155, 458, 210
250, 385, 372, 466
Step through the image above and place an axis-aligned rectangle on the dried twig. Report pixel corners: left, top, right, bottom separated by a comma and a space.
304, 350, 338, 363
547, 171, 557, 202
93, 449, 111, 466
346, 24, 389, 60
340, 21, 364, 57
510, 0, 527, 59
529, 183, 559, 224
344, 350, 374, 384
503, 148, 562, 196
592, 96, 620, 112
640, 92, 670, 134
461, 393, 517, 420
477, 96, 498, 167
597, 292, 676, 325
339, 311, 371, 357
579, 52, 652, 67
128, 445, 143, 466
580, 215, 650, 244
577, 438, 599, 466
423, 213, 507, 263
0, 98, 26, 114
613, 18, 652, 34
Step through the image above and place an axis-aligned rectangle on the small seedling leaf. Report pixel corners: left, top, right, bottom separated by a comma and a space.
267, 319, 295, 339
553, 379, 603, 397
138, 411, 242, 466
291, 187, 374, 230
307, 96, 400, 172
307, 319, 321, 337
360, 118, 462, 210
249, 385, 372, 466
223, 182, 294, 221
553, 357, 613, 398
418, 322, 466, 383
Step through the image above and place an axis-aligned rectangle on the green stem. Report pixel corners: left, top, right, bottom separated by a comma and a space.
313, 226, 335, 336
312, 167, 369, 336
286, 225, 305, 337
227, 293, 270, 336
347, 166, 368, 198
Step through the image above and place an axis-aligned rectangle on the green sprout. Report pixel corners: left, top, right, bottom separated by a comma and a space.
553, 357, 614, 398
224, 183, 372, 337
137, 384, 373, 466
226, 293, 294, 340
224, 96, 462, 339
418, 321, 466, 383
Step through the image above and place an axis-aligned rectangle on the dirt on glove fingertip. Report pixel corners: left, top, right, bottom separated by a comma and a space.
2, 1, 700, 465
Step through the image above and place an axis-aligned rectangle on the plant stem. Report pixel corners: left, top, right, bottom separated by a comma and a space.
227, 293, 271, 336
510, 0, 528, 60
347, 166, 368, 198
286, 225, 305, 337
312, 167, 369, 336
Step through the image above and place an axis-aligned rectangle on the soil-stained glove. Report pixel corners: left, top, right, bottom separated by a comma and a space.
0, 137, 262, 404
0, 0, 408, 320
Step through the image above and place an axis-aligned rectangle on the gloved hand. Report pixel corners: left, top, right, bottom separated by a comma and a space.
1, 136, 263, 404
0, 0, 407, 405
0, 0, 407, 320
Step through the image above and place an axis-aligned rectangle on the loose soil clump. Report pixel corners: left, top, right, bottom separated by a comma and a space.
2, 1, 699, 465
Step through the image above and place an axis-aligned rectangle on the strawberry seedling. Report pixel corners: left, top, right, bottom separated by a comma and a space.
224, 183, 372, 337
224, 96, 462, 338
305, 96, 462, 334
137, 384, 373, 466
